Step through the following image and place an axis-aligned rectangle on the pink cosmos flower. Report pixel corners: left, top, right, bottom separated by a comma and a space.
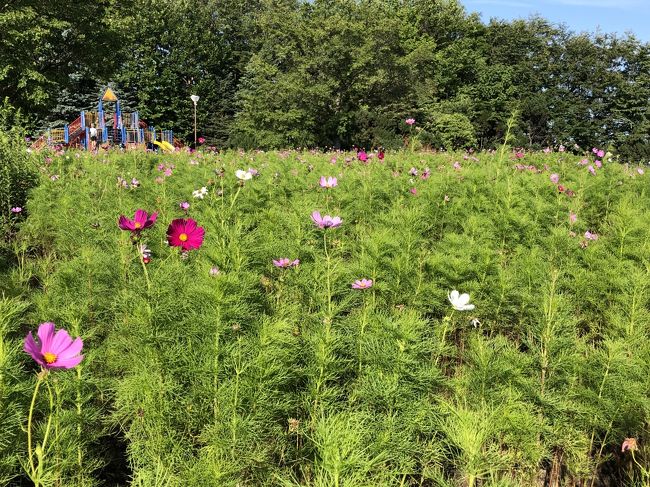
637, 167, 645, 175
622, 438, 637, 453
569, 212, 577, 224
595, 160, 602, 168
273, 258, 300, 268
118, 209, 158, 233
559, 145, 565, 152
352, 278, 373, 289
198, 137, 205, 144
543, 147, 551, 154
330, 157, 337, 164
405, 118, 415, 126
11, 207, 22, 213
597, 149, 605, 158
180, 201, 190, 211
164, 168, 173, 177
410, 187, 417, 195
453, 162, 461, 170
24, 322, 83, 369
166, 218, 205, 251
579, 158, 589, 165
515, 150, 525, 159
409, 167, 418, 176
584, 231, 598, 241
311, 211, 342, 229
357, 151, 367, 162
319, 176, 338, 188
550, 173, 560, 184
421, 168, 431, 180
588, 165, 596, 176
209, 266, 220, 276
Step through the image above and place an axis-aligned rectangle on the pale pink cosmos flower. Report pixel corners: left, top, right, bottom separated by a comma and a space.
543, 147, 552, 154
569, 212, 577, 224
597, 149, 605, 158
11, 207, 22, 213
319, 176, 337, 188
352, 278, 373, 289
622, 438, 637, 453
405, 118, 415, 126
273, 258, 300, 268
421, 168, 431, 180
180, 201, 190, 211
409, 167, 418, 176
311, 211, 342, 229
585, 231, 598, 241
637, 167, 645, 175
550, 173, 560, 184
588, 165, 596, 176
209, 266, 220, 276
579, 158, 589, 165
559, 145, 565, 152
453, 161, 461, 170
594, 160, 602, 168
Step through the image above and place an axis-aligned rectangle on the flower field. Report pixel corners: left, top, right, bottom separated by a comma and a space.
1, 147, 650, 486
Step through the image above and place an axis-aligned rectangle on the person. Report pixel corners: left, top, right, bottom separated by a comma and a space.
89, 124, 98, 151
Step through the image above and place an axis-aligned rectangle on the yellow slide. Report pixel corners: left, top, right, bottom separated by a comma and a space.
153, 140, 175, 152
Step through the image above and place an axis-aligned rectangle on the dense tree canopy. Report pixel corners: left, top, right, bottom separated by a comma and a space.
1, 0, 648, 159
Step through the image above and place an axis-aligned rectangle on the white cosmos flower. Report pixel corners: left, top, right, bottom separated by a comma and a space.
448, 290, 475, 311
235, 169, 252, 181
192, 186, 208, 199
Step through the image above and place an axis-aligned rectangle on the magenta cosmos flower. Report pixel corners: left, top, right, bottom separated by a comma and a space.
311, 211, 342, 229
273, 258, 300, 268
352, 279, 373, 289
118, 209, 157, 233
166, 218, 205, 251
319, 176, 337, 188
24, 322, 83, 369
357, 151, 368, 162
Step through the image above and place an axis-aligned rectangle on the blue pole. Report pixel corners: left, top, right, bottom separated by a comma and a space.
64, 125, 69, 144
85, 127, 90, 150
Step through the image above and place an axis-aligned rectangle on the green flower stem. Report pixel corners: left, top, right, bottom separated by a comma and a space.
139, 251, 151, 291
358, 297, 368, 374
26, 370, 54, 486
26, 373, 44, 481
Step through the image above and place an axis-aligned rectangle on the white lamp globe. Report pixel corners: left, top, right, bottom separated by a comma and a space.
190, 95, 200, 104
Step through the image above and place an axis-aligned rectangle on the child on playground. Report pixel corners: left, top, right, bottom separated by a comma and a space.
90, 124, 98, 151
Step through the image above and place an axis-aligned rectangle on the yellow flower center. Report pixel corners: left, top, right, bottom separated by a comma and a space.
43, 352, 57, 364
134, 222, 142, 229
179, 233, 188, 242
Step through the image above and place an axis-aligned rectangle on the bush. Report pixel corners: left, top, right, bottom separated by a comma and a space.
0, 100, 39, 266
426, 112, 478, 150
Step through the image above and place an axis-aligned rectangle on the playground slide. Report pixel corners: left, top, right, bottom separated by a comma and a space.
153, 140, 175, 152
160, 141, 175, 152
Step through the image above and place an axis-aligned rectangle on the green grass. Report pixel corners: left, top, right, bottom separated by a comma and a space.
1, 147, 649, 486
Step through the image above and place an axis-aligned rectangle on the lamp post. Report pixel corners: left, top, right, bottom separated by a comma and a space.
190, 94, 199, 147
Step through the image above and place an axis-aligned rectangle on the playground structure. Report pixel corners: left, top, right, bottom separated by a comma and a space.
30, 88, 179, 152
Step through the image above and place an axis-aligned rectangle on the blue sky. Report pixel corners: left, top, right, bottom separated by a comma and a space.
460, 0, 650, 42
